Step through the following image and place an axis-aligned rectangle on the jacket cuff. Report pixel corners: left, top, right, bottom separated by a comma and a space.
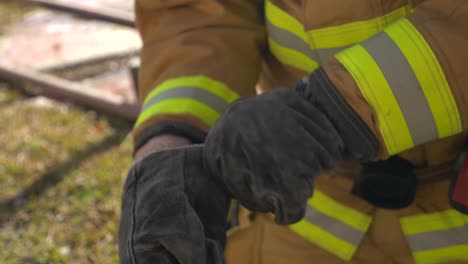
134, 121, 207, 154
297, 67, 379, 161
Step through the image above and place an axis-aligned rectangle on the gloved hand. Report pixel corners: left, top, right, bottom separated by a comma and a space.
203, 68, 379, 225
119, 145, 230, 264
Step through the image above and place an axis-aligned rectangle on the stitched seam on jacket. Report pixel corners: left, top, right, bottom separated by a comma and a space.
320, 70, 377, 150
315, 69, 378, 159
416, 11, 466, 129
398, 23, 455, 135
344, 52, 399, 152
129, 166, 139, 264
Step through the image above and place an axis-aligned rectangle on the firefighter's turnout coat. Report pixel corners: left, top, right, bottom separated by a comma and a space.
134, 0, 468, 263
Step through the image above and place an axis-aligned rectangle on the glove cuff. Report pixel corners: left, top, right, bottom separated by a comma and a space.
133, 121, 207, 156
296, 68, 379, 161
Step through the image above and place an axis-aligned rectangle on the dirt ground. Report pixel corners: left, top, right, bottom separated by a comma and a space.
0, 1, 134, 263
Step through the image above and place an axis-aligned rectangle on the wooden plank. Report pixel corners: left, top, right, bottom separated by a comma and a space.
0, 62, 140, 121
28, 0, 135, 27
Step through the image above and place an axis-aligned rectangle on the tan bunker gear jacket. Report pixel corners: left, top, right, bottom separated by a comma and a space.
134, 0, 468, 263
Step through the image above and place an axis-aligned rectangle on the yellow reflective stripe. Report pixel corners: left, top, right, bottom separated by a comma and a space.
143, 75, 239, 106
308, 190, 372, 232
309, 6, 413, 49
401, 210, 468, 235
384, 18, 462, 138
335, 45, 413, 155
265, 1, 412, 74
290, 190, 372, 260
265, 0, 310, 46
136, 75, 239, 130
402, 210, 468, 264
265, 0, 318, 72
413, 245, 468, 264
135, 99, 219, 128
268, 38, 319, 72
290, 220, 356, 261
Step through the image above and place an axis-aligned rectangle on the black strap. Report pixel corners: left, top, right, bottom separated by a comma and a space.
352, 156, 417, 209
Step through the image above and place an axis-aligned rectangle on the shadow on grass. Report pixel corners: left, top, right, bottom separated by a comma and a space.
0, 131, 128, 226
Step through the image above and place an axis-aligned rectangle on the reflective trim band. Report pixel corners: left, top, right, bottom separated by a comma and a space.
313, 46, 352, 63
413, 245, 468, 264
384, 18, 462, 138
265, 0, 318, 72
289, 190, 372, 261
361, 32, 438, 146
308, 6, 413, 49
309, 190, 372, 231
265, 0, 309, 47
401, 210, 468, 235
265, 1, 410, 72
335, 18, 461, 155
136, 99, 219, 128
302, 205, 364, 245
266, 16, 347, 71
135, 76, 239, 128
267, 38, 318, 73
265, 0, 348, 71
266, 19, 319, 62
401, 210, 468, 264
143, 76, 238, 106
408, 225, 468, 251
289, 218, 357, 261
142, 87, 229, 114
335, 45, 412, 154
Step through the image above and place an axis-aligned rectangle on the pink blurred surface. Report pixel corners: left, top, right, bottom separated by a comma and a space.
0, 0, 140, 103
0, 10, 140, 69
57, 0, 134, 12
83, 69, 137, 103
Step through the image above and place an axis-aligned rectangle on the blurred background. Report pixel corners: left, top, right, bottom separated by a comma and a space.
0, 0, 141, 262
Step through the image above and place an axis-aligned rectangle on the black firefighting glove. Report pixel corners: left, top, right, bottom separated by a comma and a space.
119, 145, 230, 264
203, 68, 379, 225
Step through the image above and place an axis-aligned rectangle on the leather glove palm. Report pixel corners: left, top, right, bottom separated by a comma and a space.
204, 68, 378, 225
119, 146, 229, 264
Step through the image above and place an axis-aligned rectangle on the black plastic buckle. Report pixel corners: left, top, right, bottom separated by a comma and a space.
450, 151, 468, 214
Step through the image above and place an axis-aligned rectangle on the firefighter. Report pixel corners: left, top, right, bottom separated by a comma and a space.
119, 0, 468, 263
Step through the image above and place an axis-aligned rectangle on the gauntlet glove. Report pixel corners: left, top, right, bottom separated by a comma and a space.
204, 68, 378, 225
119, 146, 230, 264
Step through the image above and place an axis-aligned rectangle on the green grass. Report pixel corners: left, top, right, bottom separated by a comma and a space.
0, 2, 135, 262
0, 83, 133, 263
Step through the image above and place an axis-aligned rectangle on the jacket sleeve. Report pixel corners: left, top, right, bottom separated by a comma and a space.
133, 0, 266, 150
323, 0, 468, 159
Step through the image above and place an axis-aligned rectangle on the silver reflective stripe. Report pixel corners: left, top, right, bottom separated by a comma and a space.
314, 45, 351, 63
142, 87, 230, 114
304, 204, 364, 245
266, 20, 346, 64
361, 32, 439, 145
266, 19, 318, 61
407, 225, 468, 251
